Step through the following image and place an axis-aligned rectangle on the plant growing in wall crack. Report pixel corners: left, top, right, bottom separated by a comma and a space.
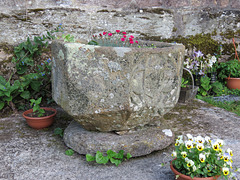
86, 150, 132, 166
88, 30, 139, 47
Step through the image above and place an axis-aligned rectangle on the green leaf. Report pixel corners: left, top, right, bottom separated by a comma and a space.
96, 151, 109, 164
126, 153, 132, 160
109, 157, 121, 166
107, 149, 118, 158
65, 149, 74, 156
30, 81, 42, 91
54, 128, 64, 137
114, 150, 124, 159
33, 105, 38, 112
86, 154, 96, 162
38, 108, 45, 117
0, 101, 5, 110
35, 97, 42, 105
0, 75, 7, 85
4, 91, 11, 97
88, 40, 98, 45
20, 91, 30, 99
3, 96, 12, 102
0, 84, 6, 91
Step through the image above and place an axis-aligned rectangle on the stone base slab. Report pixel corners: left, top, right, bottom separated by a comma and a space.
63, 120, 175, 157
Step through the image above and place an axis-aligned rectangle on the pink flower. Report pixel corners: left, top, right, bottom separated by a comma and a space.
103, 32, 107, 35
99, 34, 102, 36
123, 35, 127, 38
135, 40, 138, 44
130, 35, 134, 38
116, 30, 120, 33
122, 32, 127, 35
129, 41, 134, 44
121, 38, 125, 41
108, 33, 113, 36
129, 38, 133, 41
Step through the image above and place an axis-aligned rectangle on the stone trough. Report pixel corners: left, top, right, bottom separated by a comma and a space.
51, 40, 185, 157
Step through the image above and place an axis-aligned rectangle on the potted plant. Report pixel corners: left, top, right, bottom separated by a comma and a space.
217, 58, 240, 90
22, 97, 57, 129
170, 134, 238, 180
217, 38, 240, 90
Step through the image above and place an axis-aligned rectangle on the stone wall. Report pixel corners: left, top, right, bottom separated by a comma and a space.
0, 0, 240, 45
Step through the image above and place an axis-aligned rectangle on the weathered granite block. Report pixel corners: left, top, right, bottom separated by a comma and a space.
51, 40, 185, 132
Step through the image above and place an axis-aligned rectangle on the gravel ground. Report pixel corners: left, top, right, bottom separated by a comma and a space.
1, 99, 240, 180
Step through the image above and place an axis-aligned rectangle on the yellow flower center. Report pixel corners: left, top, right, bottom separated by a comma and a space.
213, 144, 219, 151
224, 157, 229, 162
223, 170, 229, 176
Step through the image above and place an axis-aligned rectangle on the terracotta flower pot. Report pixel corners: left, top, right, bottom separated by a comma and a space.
22, 107, 57, 129
226, 77, 240, 90
170, 160, 219, 180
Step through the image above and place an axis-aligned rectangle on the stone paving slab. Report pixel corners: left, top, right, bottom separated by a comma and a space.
0, 99, 240, 180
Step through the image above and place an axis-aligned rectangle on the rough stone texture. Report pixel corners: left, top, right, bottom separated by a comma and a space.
0, 50, 13, 77
0, 100, 240, 180
63, 120, 174, 157
51, 40, 185, 132
0, 1, 240, 45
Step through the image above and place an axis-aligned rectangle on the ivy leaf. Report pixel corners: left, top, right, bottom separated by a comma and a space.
114, 150, 124, 159
54, 128, 64, 137
65, 149, 74, 156
96, 151, 109, 164
109, 157, 121, 167
126, 153, 132, 160
86, 154, 96, 162
107, 149, 117, 158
